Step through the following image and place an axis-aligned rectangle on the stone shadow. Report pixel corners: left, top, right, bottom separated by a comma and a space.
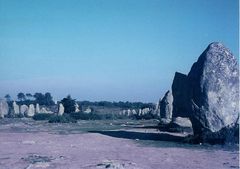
89, 130, 185, 142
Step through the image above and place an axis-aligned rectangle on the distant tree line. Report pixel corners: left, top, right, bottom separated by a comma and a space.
4, 92, 55, 106
78, 101, 155, 109
3, 93, 155, 110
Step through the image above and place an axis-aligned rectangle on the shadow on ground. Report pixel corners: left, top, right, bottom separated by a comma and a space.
89, 130, 185, 142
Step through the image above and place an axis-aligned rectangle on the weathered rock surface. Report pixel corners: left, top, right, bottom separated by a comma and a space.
13, 101, 20, 115
0, 99, 9, 118
20, 105, 28, 115
187, 42, 239, 139
27, 104, 35, 117
170, 42, 239, 143
160, 90, 173, 121
58, 103, 64, 116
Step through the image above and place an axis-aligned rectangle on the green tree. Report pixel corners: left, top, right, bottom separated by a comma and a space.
33, 92, 45, 105
61, 95, 76, 114
44, 92, 54, 106
26, 93, 33, 100
17, 92, 26, 101
4, 94, 11, 102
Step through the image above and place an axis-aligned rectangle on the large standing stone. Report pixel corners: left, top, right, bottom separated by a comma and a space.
27, 104, 35, 117
13, 101, 20, 115
160, 90, 173, 121
187, 42, 239, 140
172, 72, 189, 118
0, 99, 9, 118
58, 103, 64, 116
20, 105, 28, 115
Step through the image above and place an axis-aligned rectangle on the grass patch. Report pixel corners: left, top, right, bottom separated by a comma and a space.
48, 114, 77, 123
33, 113, 53, 121
69, 112, 102, 120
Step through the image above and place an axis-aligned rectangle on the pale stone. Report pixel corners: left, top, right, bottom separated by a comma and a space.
13, 101, 20, 115
58, 103, 64, 116
40, 107, 54, 114
75, 103, 80, 112
35, 104, 40, 114
138, 109, 142, 116
84, 107, 92, 114
0, 99, 9, 118
127, 109, 131, 116
20, 105, 28, 115
132, 109, 137, 115
142, 108, 150, 115
27, 104, 35, 117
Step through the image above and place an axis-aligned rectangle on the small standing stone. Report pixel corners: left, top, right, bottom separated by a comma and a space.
0, 99, 9, 118
13, 101, 20, 115
35, 103, 40, 114
27, 104, 35, 117
160, 90, 173, 121
58, 103, 64, 116
20, 105, 28, 115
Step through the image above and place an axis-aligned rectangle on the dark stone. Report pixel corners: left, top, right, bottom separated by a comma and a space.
172, 72, 189, 118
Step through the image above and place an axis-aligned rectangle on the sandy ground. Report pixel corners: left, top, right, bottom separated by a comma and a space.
0, 120, 239, 169
0, 132, 239, 169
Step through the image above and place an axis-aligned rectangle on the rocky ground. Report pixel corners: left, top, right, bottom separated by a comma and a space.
0, 119, 238, 169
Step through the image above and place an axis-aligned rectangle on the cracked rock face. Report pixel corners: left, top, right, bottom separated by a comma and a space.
187, 42, 239, 136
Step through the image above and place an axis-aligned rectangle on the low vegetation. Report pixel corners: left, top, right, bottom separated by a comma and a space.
48, 114, 77, 123
33, 113, 53, 121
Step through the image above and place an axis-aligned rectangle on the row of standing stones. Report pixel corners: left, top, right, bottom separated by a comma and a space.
0, 101, 65, 118
156, 42, 239, 144
0, 100, 155, 118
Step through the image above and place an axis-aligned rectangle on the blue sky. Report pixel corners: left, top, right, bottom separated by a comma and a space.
0, 0, 238, 102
